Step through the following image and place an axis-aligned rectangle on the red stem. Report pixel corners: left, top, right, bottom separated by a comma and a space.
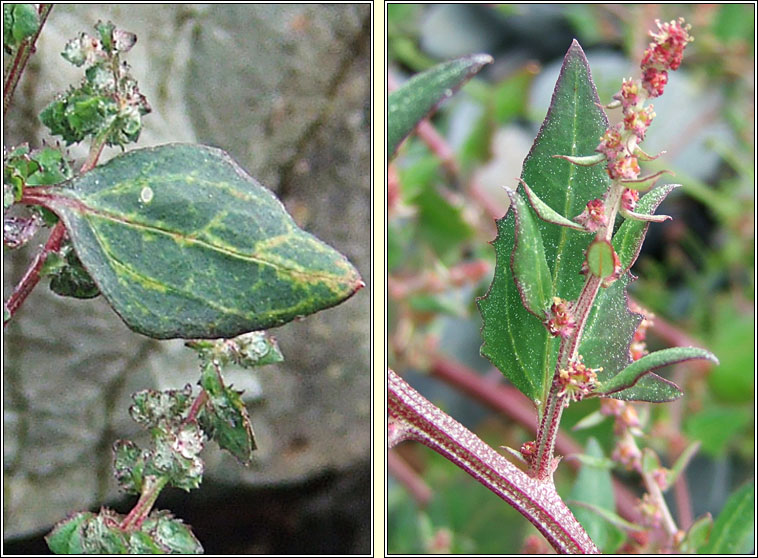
387, 451, 432, 508
428, 356, 644, 523
388, 368, 599, 554
3, 221, 66, 323
3, 4, 54, 112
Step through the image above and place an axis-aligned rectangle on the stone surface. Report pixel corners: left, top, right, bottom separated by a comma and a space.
3, 4, 370, 538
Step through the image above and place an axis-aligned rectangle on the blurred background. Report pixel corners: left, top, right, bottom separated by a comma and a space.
388, 4, 754, 553
4, 4, 370, 554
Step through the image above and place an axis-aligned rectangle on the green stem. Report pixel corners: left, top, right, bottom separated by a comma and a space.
120, 475, 169, 531
3, 4, 53, 112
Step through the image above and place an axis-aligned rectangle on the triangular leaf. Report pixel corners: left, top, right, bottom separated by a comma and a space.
25, 144, 363, 339
388, 54, 493, 157
479, 40, 610, 403
520, 179, 587, 231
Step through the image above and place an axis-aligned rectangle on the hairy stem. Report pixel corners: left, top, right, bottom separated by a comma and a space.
532, 183, 624, 480
388, 369, 599, 554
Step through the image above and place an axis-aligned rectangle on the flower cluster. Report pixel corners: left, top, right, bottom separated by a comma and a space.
595, 18, 692, 181
629, 301, 655, 361
519, 440, 537, 466
574, 198, 608, 232
556, 356, 600, 403
641, 18, 694, 96
545, 297, 576, 338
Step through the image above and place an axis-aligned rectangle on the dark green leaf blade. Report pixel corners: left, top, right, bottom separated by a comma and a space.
388, 54, 493, 157
504, 186, 553, 318
479, 40, 610, 403
596, 346, 718, 396
31, 144, 363, 339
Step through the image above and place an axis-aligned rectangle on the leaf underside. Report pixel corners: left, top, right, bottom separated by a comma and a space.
35, 143, 363, 339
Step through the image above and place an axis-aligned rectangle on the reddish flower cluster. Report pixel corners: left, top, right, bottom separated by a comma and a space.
520, 440, 536, 462
621, 188, 640, 211
574, 198, 608, 232
629, 301, 655, 361
556, 356, 600, 402
595, 18, 692, 181
545, 297, 576, 338
641, 18, 694, 97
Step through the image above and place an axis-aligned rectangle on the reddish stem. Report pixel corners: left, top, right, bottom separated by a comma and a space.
387, 451, 432, 508
3, 4, 54, 112
185, 389, 209, 423
428, 356, 643, 523
3, 221, 67, 324
119, 475, 168, 531
388, 368, 599, 554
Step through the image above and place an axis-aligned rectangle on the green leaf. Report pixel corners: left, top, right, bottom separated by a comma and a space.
520, 179, 587, 231
568, 438, 625, 553
596, 346, 718, 397
503, 186, 552, 318
127, 531, 166, 554
700, 481, 754, 554
665, 441, 700, 488
130, 386, 193, 428
47, 244, 101, 299
613, 183, 679, 274
30, 144, 363, 339
479, 40, 611, 403
388, 54, 493, 157
680, 514, 713, 553
113, 439, 147, 494
142, 510, 203, 554
3, 4, 39, 53
48, 510, 131, 554
412, 184, 473, 263
186, 331, 284, 369
685, 405, 751, 456
603, 372, 683, 402
586, 239, 616, 278
199, 362, 257, 463
46, 511, 94, 554
146, 423, 205, 491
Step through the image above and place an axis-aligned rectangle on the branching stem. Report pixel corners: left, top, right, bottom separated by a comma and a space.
388, 369, 599, 554
119, 475, 169, 531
